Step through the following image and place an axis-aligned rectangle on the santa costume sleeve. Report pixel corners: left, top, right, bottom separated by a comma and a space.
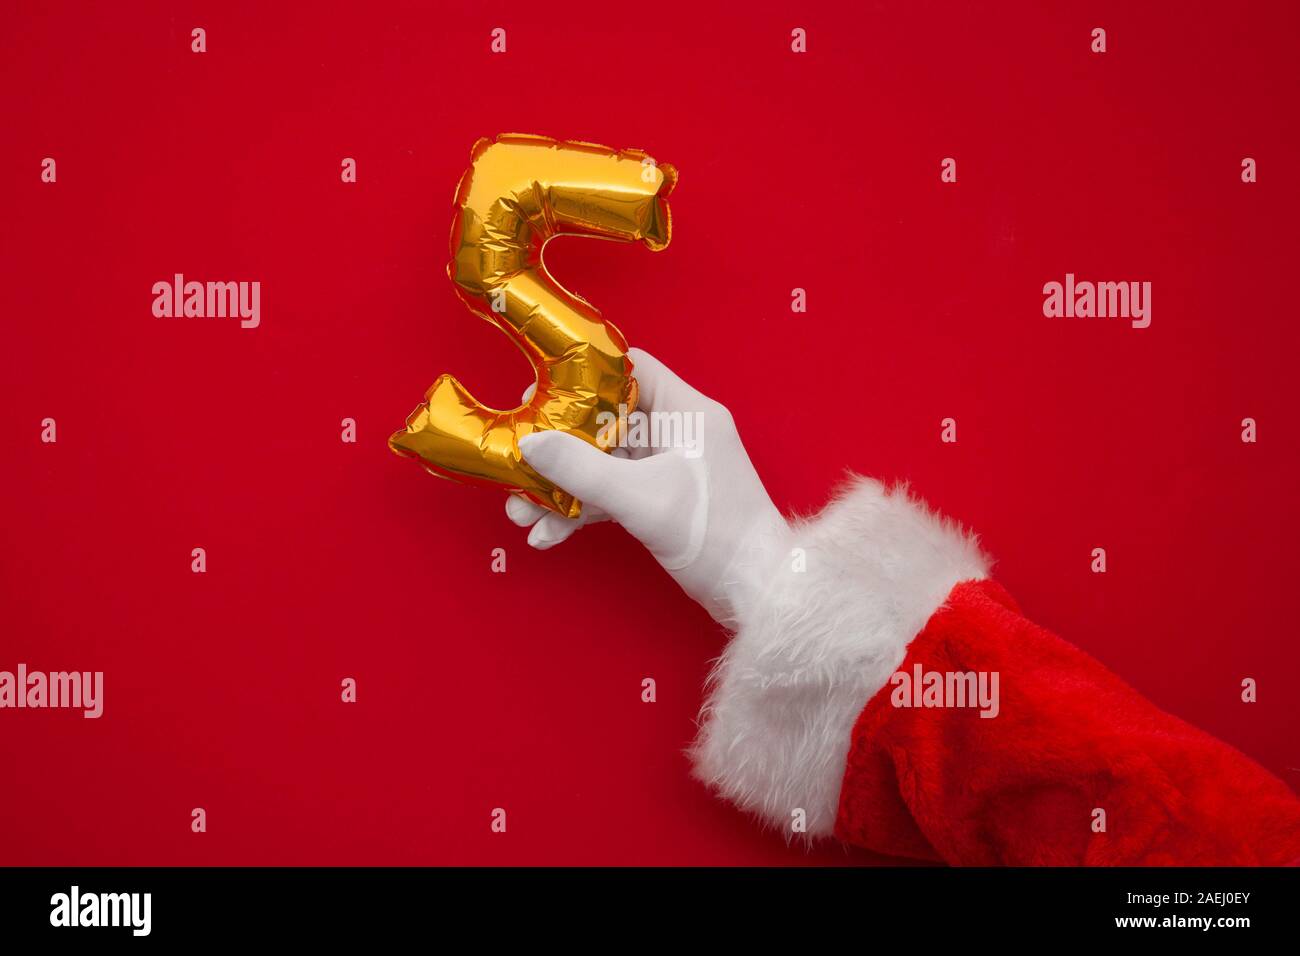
689, 477, 1300, 865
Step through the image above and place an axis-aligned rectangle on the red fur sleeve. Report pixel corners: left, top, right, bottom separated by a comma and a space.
834, 580, 1300, 865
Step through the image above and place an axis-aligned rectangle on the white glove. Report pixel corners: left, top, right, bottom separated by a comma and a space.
510, 348, 790, 626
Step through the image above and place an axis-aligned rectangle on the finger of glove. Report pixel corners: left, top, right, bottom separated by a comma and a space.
527, 511, 585, 550
626, 347, 711, 414
505, 494, 547, 527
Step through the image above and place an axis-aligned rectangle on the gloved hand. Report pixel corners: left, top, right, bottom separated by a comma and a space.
509, 348, 790, 626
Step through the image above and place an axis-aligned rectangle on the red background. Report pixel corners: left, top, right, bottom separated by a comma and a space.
2, 1, 1297, 865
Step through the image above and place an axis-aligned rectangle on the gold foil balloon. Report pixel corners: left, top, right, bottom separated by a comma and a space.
389, 134, 677, 517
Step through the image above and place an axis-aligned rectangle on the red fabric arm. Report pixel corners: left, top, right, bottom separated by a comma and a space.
834, 580, 1300, 865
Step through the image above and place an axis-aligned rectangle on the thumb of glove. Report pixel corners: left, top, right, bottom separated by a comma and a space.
518, 431, 635, 516
519, 430, 707, 570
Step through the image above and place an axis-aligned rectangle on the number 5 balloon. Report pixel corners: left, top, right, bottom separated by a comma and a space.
389, 134, 677, 518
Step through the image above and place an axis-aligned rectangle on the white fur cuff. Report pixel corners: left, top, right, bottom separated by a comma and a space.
688, 477, 990, 837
